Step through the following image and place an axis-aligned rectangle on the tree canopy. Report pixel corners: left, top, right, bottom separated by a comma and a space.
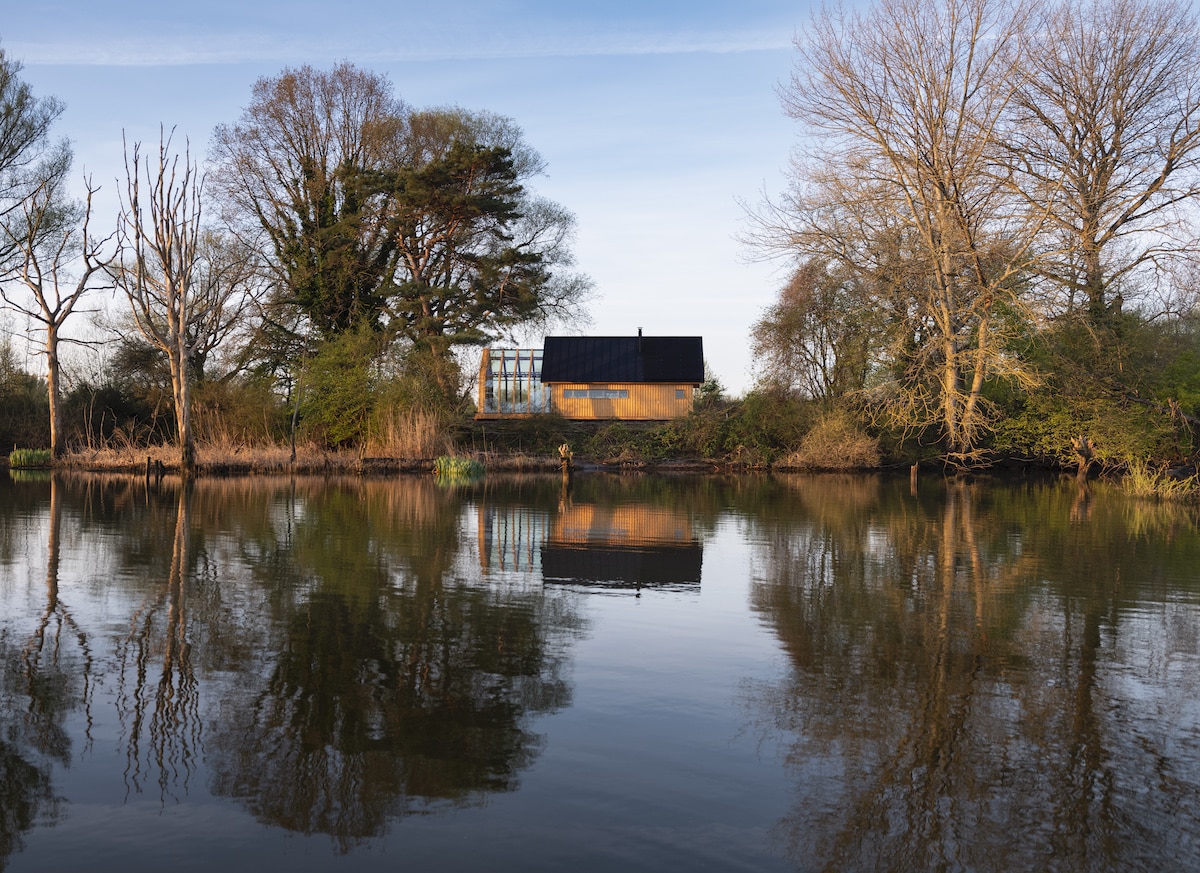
210, 64, 589, 347
751, 0, 1200, 459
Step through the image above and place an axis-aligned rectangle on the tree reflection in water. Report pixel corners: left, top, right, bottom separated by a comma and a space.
198, 478, 579, 850
745, 475, 1200, 873
0, 475, 87, 865
115, 480, 200, 801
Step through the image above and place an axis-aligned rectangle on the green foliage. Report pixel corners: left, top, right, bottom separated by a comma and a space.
193, 376, 289, 446
0, 339, 49, 450
990, 314, 1194, 467
433, 455, 485, 479
378, 343, 467, 416
9, 448, 51, 468
300, 325, 381, 448
569, 388, 813, 466
991, 390, 1179, 467
468, 411, 573, 456
720, 389, 813, 463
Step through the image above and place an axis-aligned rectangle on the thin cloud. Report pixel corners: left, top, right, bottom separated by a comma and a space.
10, 27, 792, 67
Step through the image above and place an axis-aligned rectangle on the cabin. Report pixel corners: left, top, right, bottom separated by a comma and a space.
476, 333, 704, 421
476, 501, 703, 589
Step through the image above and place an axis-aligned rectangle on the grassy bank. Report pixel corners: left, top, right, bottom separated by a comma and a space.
33, 396, 1194, 486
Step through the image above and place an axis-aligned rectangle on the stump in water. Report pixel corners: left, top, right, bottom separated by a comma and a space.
1071, 435, 1094, 482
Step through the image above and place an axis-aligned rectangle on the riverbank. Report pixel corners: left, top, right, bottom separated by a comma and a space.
41, 444, 730, 477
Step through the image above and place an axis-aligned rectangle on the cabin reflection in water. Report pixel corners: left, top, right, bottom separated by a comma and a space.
476, 502, 702, 590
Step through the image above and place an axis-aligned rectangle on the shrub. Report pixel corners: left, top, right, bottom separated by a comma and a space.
780, 412, 880, 470
300, 326, 380, 448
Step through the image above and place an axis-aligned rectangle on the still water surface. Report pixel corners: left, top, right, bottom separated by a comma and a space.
1, 472, 1198, 872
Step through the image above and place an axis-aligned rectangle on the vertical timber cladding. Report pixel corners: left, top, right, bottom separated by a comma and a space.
552, 383, 693, 420
540, 335, 704, 421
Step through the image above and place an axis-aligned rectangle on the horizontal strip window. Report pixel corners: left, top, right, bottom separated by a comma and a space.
563, 388, 629, 399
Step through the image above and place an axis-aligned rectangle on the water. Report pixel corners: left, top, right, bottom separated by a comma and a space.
1, 472, 1198, 872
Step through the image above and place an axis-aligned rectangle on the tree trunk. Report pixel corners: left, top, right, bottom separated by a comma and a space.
45, 328, 63, 461
172, 348, 195, 477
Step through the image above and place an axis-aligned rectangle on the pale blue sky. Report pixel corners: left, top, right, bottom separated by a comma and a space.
4, 1, 808, 394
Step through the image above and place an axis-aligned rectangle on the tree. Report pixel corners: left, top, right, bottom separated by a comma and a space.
751, 258, 878, 405
764, 0, 1039, 455
384, 108, 590, 357
0, 45, 64, 227
210, 64, 589, 373
210, 63, 409, 337
1011, 0, 1200, 322
0, 159, 114, 459
114, 130, 205, 475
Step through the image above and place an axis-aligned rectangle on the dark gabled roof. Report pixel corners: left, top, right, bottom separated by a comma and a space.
539, 335, 704, 384
540, 543, 703, 588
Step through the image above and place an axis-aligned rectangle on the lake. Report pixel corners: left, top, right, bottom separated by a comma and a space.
1, 471, 1198, 872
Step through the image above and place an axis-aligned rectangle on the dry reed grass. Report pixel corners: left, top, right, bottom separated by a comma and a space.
1121, 461, 1199, 503
366, 407, 451, 459
778, 412, 881, 471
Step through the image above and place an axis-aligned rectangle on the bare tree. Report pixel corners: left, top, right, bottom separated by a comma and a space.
184, 230, 262, 383
1011, 0, 1200, 321
0, 159, 115, 459
0, 46, 64, 226
114, 130, 204, 475
764, 0, 1039, 455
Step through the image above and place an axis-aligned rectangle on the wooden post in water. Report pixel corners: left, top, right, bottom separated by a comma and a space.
1071, 435, 1094, 483
558, 443, 574, 490
910, 462, 919, 496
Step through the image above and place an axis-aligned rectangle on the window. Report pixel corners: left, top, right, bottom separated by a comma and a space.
563, 388, 629, 399
675, 389, 686, 399
482, 349, 550, 414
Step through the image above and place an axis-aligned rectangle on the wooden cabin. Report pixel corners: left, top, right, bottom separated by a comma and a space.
475, 501, 703, 588
476, 334, 704, 420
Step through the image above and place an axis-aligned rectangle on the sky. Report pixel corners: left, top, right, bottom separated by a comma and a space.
3, 1, 809, 395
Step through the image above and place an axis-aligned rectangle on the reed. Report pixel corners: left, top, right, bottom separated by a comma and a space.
368, 407, 451, 459
1121, 461, 1199, 502
433, 455, 485, 479
9, 448, 52, 468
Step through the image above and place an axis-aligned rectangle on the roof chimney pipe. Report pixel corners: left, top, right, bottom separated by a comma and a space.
638, 327, 642, 337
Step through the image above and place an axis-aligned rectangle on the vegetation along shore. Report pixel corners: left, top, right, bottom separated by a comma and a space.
2, 0, 1200, 503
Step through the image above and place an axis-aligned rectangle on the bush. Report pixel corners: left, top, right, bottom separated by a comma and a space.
62, 379, 168, 450
300, 326, 381, 448
780, 411, 880, 470
193, 376, 289, 447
